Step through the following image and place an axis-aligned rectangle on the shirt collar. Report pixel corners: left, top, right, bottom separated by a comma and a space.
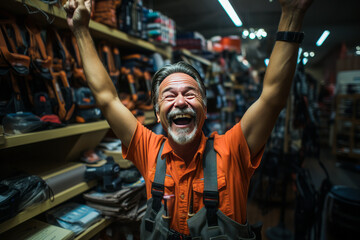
160, 132, 208, 162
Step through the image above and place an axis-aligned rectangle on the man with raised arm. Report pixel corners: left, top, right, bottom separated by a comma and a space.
64, 0, 313, 238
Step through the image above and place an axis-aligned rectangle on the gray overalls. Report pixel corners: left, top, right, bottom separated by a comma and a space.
140, 139, 258, 240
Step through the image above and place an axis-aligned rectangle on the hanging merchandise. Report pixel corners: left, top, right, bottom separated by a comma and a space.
0, 13, 31, 119
0, 12, 30, 76
74, 87, 102, 123
25, 21, 71, 123
63, 33, 87, 87
121, 54, 153, 111
97, 41, 121, 92
92, 0, 121, 29
46, 27, 74, 80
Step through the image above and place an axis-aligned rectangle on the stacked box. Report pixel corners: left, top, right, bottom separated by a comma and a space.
144, 9, 176, 46
175, 31, 206, 50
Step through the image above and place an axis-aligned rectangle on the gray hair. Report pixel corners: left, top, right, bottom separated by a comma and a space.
151, 61, 207, 113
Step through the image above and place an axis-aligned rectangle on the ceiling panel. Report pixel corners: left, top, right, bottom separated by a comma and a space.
144, 0, 360, 68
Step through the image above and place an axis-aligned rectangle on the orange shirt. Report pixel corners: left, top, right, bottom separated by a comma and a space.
122, 121, 264, 235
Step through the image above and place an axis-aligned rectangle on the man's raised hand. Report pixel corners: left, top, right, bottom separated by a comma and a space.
63, 0, 92, 33
278, 0, 314, 14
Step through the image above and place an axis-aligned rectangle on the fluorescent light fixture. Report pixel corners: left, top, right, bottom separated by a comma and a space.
316, 30, 330, 47
297, 47, 303, 63
218, 0, 243, 27
303, 57, 308, 65
264, 58, 270, 67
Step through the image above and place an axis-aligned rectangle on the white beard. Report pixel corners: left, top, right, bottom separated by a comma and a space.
168, 125, 198, 145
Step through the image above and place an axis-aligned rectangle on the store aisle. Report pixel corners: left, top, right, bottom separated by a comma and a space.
247, 146, 360, 240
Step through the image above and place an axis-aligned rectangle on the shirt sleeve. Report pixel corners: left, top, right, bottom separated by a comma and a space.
223, 121, 264, 179
122, 121, 163, 178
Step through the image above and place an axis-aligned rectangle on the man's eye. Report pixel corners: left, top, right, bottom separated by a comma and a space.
164, 95, 175, 99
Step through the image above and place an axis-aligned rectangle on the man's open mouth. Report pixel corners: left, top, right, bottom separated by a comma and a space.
172, 114, 193, 126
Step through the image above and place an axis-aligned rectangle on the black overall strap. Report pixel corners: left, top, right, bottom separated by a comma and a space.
203, 138, 219, 227
151, 141, 166, 213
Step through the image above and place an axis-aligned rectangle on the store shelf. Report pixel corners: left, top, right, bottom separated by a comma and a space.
180, 49, 211, 66
0, 180, 97, 234
104, 149, 134, 169
221, 107, 236, 112
234, 84, 245, 90
223, 82, 234, 88
2, 0, 171, 58
336, 117, 360, 125
0, 120, 110, 150
144, 109, 157, 125
75, 218, 113, 240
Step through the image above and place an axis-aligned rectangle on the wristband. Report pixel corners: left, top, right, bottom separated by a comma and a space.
276, 31, 304, 44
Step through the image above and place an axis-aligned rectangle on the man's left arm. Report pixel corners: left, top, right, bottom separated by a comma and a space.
241, 0, 313, 157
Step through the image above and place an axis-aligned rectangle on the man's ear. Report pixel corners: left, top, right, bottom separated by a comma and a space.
156, 111, 160, 123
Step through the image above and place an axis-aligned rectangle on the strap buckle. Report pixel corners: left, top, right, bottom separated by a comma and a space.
151, 182, 164, 198
151, 182, 164, 212
203, 191, 219, 227
203, 190, 219, 207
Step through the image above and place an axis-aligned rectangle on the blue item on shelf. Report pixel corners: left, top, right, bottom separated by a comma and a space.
46, 202, 101, 235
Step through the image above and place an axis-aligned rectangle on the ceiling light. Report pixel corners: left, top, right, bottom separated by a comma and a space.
316, 30, 330, 47
261, 31, 267, 38
356, 46, 360, 51
249, 33, 255, 39
303, 58, 308, 65
356, 50, 360, 55
243, 29, 249, 37
297, 47, 303, 63
310, 52, 315, 57
303, 52, 309, 57
264, 58, 270, 67
256, 30, 262, 38
218, 0, 243, 27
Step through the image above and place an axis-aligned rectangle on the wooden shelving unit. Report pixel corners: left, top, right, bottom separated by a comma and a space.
0, 120, 110, 149
75, 218, 113, 240
333, 94, 360, 159
0, 180, 97, 234
0, 0, 173, 238
1, 0, 172, 59
179, 49, 211, 66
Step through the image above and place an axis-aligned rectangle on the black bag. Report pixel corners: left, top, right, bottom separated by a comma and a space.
0, 174, 50, 222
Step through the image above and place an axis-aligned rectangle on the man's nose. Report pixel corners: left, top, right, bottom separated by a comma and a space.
174, 94, 187, 108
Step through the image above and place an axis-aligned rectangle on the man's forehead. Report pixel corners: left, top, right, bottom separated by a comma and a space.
159, 72, 198, 88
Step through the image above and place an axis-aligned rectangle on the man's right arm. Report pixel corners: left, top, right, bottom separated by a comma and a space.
64, 0, 137, 147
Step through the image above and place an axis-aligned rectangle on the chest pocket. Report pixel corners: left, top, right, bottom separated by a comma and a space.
148, 169, 175, 196
192, 175, 232, 217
